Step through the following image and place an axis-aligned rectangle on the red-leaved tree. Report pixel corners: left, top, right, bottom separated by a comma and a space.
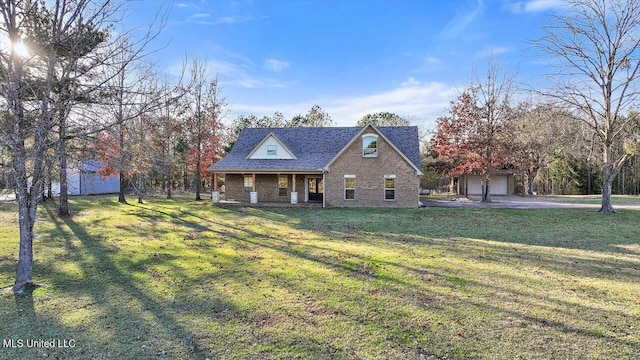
431, 79, 518, 202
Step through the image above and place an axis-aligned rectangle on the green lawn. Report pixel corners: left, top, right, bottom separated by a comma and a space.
0, 197, 639, 359
538, 194, 640, 206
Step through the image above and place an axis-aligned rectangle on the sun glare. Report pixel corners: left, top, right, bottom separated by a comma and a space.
12, 41, 29, 58
0, 34, 29, 58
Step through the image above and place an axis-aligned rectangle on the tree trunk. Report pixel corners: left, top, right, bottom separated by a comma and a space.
482, 175, 492, 203
39, 177, 47, 202
118, 170, 127, 203
137, 176, 144, 204
599, 162, 615, 213
587, 165, 592, 195
166, 166, 172, 199
195, 159, 202, 201
12, 146, 38, 294
14, 191, 34, 293
117, 118, 127, 203
58, 129, 70, 217
526, 168, 538, 196
8, 64, 46, 295
9, 73, 43, 294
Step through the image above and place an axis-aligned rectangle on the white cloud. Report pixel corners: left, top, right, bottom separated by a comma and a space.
414, 56, 443, 73
193, 15, 255, 25
401, 77, 421, 87
174, 2, 202, 10
425, 56, 441, 64
217, 16, 244, 23
439, 0, 484, 39
264, 59, 290, 72
506, 0, 565, 14
475, 46, 512, 57
163, 48, 293, 89
231, 79, 457, 128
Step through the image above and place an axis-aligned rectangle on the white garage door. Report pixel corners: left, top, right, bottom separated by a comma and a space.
491, 175, 508, 195
466, 175, 482, 195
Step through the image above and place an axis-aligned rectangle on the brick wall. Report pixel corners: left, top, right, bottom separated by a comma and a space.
223, 174, 306, 202
221, 129, 420, 207
224, 174, 244, 201
325, 129, 420, 208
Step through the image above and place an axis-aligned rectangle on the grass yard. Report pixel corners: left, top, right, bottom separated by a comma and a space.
0, 197, 639, 359
538, 194, 640, 206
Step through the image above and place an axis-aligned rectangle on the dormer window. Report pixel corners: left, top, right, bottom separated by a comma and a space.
247, 133, 296, 160
362, 134, 378, 157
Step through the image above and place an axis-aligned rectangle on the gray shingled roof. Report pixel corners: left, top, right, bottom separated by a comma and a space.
208, 126, 421, 172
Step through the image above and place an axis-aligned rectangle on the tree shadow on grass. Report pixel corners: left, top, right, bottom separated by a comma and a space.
209, 207, 640, 357
102, 203, 640, 358
16, 202, 638, 359
1, 283, 116, 359
38, 205, 236, 359
13, 284, 37, 319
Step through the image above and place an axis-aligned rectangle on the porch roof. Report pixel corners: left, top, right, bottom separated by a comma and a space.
210, 169, 324, 174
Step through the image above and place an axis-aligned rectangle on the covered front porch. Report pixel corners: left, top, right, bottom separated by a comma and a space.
211, 172, 326, 207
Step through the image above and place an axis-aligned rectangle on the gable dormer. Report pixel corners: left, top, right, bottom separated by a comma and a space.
246, 132, 297, 160
324, 124, 423, 176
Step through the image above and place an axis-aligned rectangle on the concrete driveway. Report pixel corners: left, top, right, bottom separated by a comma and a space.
422, 195, 640, 210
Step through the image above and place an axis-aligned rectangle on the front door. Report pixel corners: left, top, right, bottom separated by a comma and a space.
308, 178, 323, 202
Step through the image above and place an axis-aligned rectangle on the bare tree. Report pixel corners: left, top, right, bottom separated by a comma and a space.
472, 58, 518, 202
0, 0, 165, 293
95, 46, 164, 204
0, 0, 122, 293
535, 0, 640, 213
183, 58, 226, 201
54, 2, 167, 211
156, 75, 186, 199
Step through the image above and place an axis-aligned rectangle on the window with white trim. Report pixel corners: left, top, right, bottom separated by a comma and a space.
267, 145, 277, 156
384, 175, 396, 200
344, 175, 356, 200
278, 175, 288, 197
243, 175, 253, 197
362, 135, 378, 157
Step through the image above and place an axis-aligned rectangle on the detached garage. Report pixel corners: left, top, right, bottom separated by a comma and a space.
50, 160, 119, 196
457, 171, 518, 196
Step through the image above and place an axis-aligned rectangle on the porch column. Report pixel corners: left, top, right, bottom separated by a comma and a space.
250, 173, 258, 204
212, 173, 220, 203
322, 173, 326, 208
291, 174, 298, 204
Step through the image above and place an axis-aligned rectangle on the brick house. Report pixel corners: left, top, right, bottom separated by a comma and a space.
207, 124, 423, 208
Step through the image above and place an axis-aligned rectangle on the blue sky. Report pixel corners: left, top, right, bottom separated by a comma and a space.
122, 0, 565, 128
